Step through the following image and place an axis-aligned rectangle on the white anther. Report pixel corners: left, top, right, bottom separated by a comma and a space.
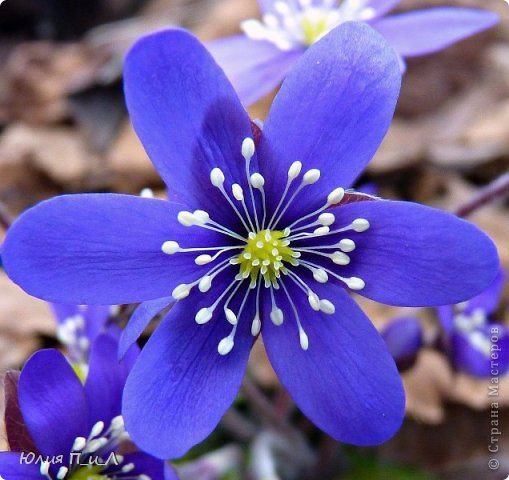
345, 277, 365, 290
270, 307, 284, 326
319, 299, 335, 314
327, 187, 345, 205
57, 466, 69, 479
122, 463, 135, 473
140, 188, 154, 198
313, 226, 329, 236
256, 241, 264, 248
313, 268, 328, 283
318, 213, 335, 226
225, 308, 238, 325
40, 461, 50, 476
195, 254, 213, 265
138, 475, 152, 480
242, 137, 255, 160
308, 293, 320, 311
177, 211, 196, 227
251, 315, 262, 335
161, 240, 180, 255
332, 252, 350, 265
195, 308, 213, 325
210, 167, 225, 187
90, 420, 104, 438
218, 336, 235, 355
232, 183, 244, 201
172, 283, 191, 300
85, 437, 108, 453
288, 161, 302, 180
193, 210, 210, 224
302, 168, 321, 185
338, 238, 355, 252
250, 173, 265, 188
72, 436, 87, 451
299, 329, 309, 351
244, 252, 252, 260
352, 218, 370, 232
110, 415, 124, 431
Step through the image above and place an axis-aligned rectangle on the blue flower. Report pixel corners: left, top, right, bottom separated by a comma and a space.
437, 269, 509, 378
52, 303, 111, 367
207, 0, 499, 105
2, 24, 499, 458
381, 316, 423, 371
0, 334, 177, 479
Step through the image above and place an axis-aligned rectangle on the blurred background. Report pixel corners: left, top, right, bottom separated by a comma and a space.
0, 0, 508, 479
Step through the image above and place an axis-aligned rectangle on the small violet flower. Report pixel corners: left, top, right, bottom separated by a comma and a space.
52, 303, 112, 369
207, 0, 499, 105
2, 24, 499, 458
0, 333, 177, 480
437, 269, 509, 378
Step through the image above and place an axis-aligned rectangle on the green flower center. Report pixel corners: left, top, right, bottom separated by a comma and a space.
237, 229, 295, 287
68, 466, 106, 480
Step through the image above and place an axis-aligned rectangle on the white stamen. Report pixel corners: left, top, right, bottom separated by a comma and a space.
318, 212, 335, 226
232, 183, 244, 201
172, 283, 191, 300
344, 277, 365, 290
210, 167, 225, 187
302, 168, 321, 185
56, 466, 68, 479
40, 461, 50, 476
242, 137, 255, 160
331, 251, 350, 265
195, 254, 213, 265
251, 315, 262, 335
225, 308, 238, 325
338, 238, 355, 252
218, 336, 235, 355
312, 268, 328, 283
122, 463, 135, 473
352, 218, 370, 232
308, 293, 320, 311
327, 187, 345, 205
319, 299, 335, 314
288, 160, 302, 180
250, 173, 265, 188
270, 307, 284, 326
193, 210, 210, 224
72, 436, 87, 451
161, 240, 180, 254
299, 328, 309, 350
90, 420, 104, 438
177, 211, 196, 227
195, 308, 213, 325
140, 187, 154, 198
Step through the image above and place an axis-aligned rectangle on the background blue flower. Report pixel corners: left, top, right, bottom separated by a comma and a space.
208, 0, 499, 105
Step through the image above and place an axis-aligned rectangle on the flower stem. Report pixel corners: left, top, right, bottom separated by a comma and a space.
455, 172, 509, 218
0, 201, 12, 231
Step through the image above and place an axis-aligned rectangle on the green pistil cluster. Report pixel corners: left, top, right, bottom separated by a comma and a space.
301, 15, 329, 45
237, 229, 297, 287
69, 466, 106, 480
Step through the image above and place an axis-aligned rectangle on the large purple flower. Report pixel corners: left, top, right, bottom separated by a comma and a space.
2, 24, 499, 458
0, 333, 177, 479
208, 0, 499, 105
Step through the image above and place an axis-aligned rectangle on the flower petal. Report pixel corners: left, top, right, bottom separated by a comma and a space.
208, 35, 301, 106
118, 297, 173, 360
123, 281, 254, 459
381, 316, 423, 370
451, 324, 509, 378
262, 283, 405, 445
257, 22, 401, 224
85, 333, 137, 427
124, 29, 255, 226
371, 8, 499, 57
51, 304, 111, 343
464, 268, 505, 316
105, 452, 169, 480
0, 452, 42, 479
322, 200, 499, 306
19, 349, 89, 458
3, 194, 217, 304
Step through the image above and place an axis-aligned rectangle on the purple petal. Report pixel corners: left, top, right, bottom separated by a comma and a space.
123, 280, 254, 459
0, 452, 42, 479
262, 283, 405, 445
3, 194, 216, 304
19, 349, 89, 458
371, 8, 499, 57
451, 324, 509, 378
257, 22, 401, 225
436, 305, 455, 335
124, 29, 255, 227
105, 452, 169, 480
208, 35, 301, 106
323, 200, 499, 306
119, 297, 173, 360
365, 0, 400, 18
381, 316, 423, 369
85, 333, 138, 427
464, 268, 505, 316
